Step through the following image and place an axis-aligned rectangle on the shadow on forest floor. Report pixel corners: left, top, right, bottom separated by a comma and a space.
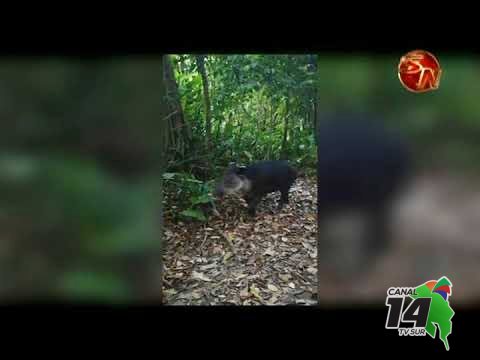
162, 177, 317, 305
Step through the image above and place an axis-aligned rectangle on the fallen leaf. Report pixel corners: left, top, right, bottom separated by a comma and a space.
199, 263, 217, 271
295, 299, 317, 305
263, 248, 276, 256
267, 284, 279, 292
240, 287, 250, 299
250, 286, 262, 300
302, 243, 314, 251
267, 296, 278, 305
163, 289, 177, 296
212, 246, 223, 254
192, 271, 212, 282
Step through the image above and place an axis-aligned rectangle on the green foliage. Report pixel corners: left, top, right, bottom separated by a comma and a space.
162, 172, 215, 222
315, 55, 480, 170
165, 55, 317, 220
180, 209, 207, 222
1, 152, 162, 300
60, 270, 132, 302
0, 58, 166, 302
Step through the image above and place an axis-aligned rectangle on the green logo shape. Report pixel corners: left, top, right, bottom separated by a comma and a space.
410, 276, 454, 351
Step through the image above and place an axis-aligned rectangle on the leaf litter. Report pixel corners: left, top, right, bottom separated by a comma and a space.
162, 177, 317, 305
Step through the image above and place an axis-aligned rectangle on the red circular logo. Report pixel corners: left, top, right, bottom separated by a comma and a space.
398, 50, 442, 93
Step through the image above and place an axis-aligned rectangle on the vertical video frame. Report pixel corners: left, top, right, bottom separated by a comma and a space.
161, 54, 318, 305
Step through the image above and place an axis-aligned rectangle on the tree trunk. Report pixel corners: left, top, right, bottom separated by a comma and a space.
281, 98, 290, 159
270, 102, 274, 127
163, 55, 191, 158
159, 54, 168, 303
195, 55, 212, 150
308, 54, 319, 139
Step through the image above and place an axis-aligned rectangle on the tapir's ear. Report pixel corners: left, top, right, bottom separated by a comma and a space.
236, 166, 247, 175
227, 162, 238, 173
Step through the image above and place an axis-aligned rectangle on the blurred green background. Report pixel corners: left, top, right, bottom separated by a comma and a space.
315, 54, 480, 307
0, 57, 167, 303
316, 54, 480, 172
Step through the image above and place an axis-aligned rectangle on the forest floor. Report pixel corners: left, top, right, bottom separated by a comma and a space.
162, 176, 317, 305
162, 169, 480, 307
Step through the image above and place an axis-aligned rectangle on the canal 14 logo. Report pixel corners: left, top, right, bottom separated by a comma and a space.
385, 276, 455, 351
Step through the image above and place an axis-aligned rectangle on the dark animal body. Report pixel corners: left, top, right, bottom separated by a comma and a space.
214, 160, 298, 217
316, 113, 412, 273
317, 116, 411, 213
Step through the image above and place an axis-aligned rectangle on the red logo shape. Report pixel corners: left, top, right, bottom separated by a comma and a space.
398, 50, 442, 93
